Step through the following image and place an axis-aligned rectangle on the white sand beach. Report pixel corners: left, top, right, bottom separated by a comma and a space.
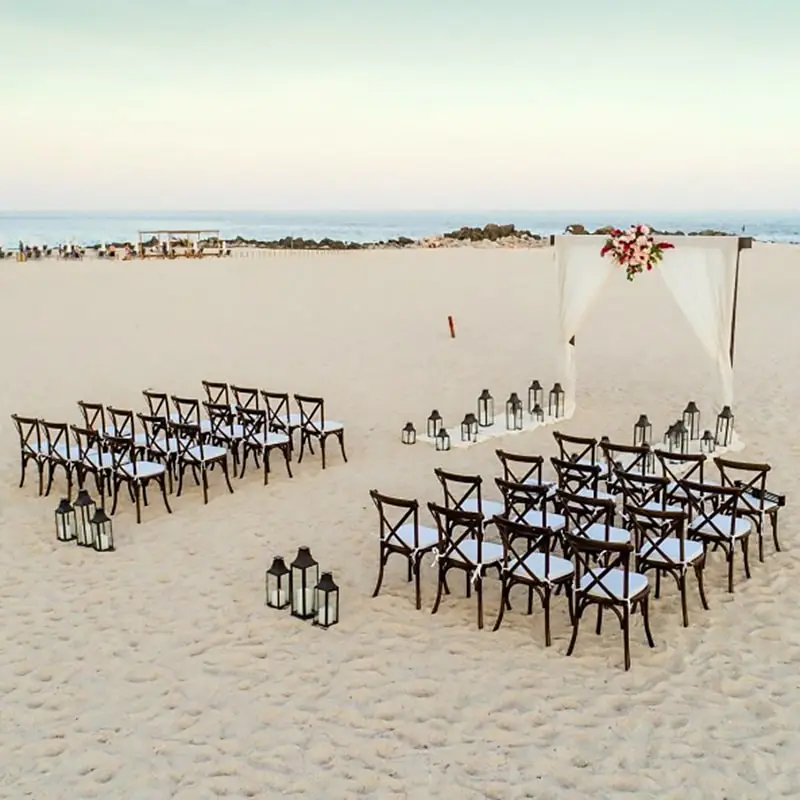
1, 243, 799, 799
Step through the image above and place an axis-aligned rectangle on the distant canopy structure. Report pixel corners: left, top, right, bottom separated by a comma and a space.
137, 229, 225, 258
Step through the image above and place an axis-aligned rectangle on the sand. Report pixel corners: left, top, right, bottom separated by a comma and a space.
0, 244, 798, 799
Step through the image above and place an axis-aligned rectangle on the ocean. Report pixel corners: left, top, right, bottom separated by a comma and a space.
2, 210, 800, 248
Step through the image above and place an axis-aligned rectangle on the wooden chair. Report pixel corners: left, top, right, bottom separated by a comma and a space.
294, 394, 347, 469
600, 440, 654, 495
41, 420, 80, 500
564, 530, 654, 670
556, 489, 631, 545
550, 457, 613, 503
494, 477, 566, 533
71, 425, 113, 500
626, 505, 708, 627
77, 401, 109, 437
143, 390, 180, 423
714, 456, 783, 562
171, 395, 213, 437
11, 414, 47, 494
681, 479, 751, 593
172, 421, 234, 505
105, 434, 172, 524
138, 414, 181, 493
204, 402, 244, 474
231, 385, 260, 413
369, 490, 439, 610
261, 391, 303, 438
652, 450, 709, 507
613, 468, 682, 527
428, 502, 504, 630
237, 407, 292, 484
553, 431, 603, 468
492, 514, 574, 646
434, 468, 504, 521
495, 450, 553, 491
106, 406, 150, 451
202, 380, 231, 409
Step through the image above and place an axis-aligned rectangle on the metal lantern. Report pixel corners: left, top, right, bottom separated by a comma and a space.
531, 403, 544, 423
663, 422, 676, 447
527, 380, 543, 414
55, 497, 77, 543
633, 414, 652, 447
505, 393, 524, 431
90, 507, 114, 552
670, 420, 689, 454
73, 488, 97, 547
426, 410, 442, 438
477, 389, 495, 428
401, 422, 416, 445
266, 555, 291, 609
460, 413, 478, 443
700, 429, 716, 454
435, 427, 451, 452
683, 401, 700, 440
313, 572, 340, 629
290, 546, 319, 620
548, 383, 565, 418
715, 406, 734, 447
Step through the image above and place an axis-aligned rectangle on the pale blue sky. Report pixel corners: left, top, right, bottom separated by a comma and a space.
2, 0, 799, 210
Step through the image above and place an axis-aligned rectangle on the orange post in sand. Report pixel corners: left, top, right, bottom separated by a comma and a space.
447, 315, 456, 338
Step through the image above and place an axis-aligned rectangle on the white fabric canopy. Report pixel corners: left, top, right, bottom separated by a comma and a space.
555, 235, 740, 419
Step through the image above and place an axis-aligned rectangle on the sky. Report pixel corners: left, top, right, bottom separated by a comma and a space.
2, 0, 799, 210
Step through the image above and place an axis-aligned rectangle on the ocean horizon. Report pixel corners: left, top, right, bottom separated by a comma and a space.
2, 210, 800, 248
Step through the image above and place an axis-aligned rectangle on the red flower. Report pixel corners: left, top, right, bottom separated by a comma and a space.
657, 242, 674, 250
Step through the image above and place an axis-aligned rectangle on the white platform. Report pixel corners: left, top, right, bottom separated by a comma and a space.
419, 414, 564, 449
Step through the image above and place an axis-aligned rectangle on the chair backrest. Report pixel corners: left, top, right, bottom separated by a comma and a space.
107, 407, 136, 439
600, 440, 651, 477
652, 450, 706, 501
494, 477, 552, 524
171, 396, 202, 427
77, 401, 107, 434
40, 420, 72, 464
261, 391, 291, 431
238, 406, 267, 446
172, 422, 203, 462
551, 456, 603, 497
557, 489, 617, 539
105, 433, 136, 475
553, 431, 598, 465
202, 380, 230, 406
427, 501, 486, 566
204, 402, 234, 439
137, 414, 171, 453
613, 467, 669, 513
564, 530, 634, 604
70, 425, 103, 467
680, 479, 742, 539
231, 385, 260, 413
434, 468, 483, 513
493, 514, 560, 583
294, 394, 326, 434
369, 489, 423, 551
714, 456, 772, 514
11, 414, 43, 457
143, 390, 171, 419
625, 505, 689, 563
495, 450, 545, 486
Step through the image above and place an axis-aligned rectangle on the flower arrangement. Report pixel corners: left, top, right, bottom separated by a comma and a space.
600, 224, 674, 281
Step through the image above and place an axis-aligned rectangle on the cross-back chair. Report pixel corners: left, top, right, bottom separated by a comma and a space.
492, 515, 574, 646
138, 414, 180, 493
600, 441, 654, 494
427, 502, 504, 630
681, 479, 751, 593
40, 420, 80, 500
293, 394, 347, 469
202, 380, 231, 408
77, 401, 109, 437
237, 407, 293, 484
261, 391, 302, 438
71, 425, 113, 500
370, 490, 439, 610
434, 468, 504, 521
494, 477, 565, 533
172, 421, 234, 505
495, 450, 552, 491
231, 385, 260, 414
652, 450, 708, 506
556, 489, 630, 545
143, 390, 180, 423
553, 431, 603, 468
205, 402, 244, 473
613, 468, 681, 527
106, 406, 150, 450
171, 395, 213, 437
550, 457, 612, 504
564, 530, 655, 671
714, 456, 783, 562
11, 414, 47, 494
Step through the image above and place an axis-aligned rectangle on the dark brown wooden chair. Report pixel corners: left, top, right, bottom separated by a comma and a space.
600, 440, 654, 495
550, 457, 613, 503
77, 401, 109, 437
11, 414, 47, 494
434, 468, 504, 521
204, 402, 244, 474
294, 394, 347, 469
237, 407, 292, 484
494, 477, 566, 533
231, 385, 260, 413
71, 425, 113, 500
495, 450, 552, 490
681, 479, 751, 593
370, 490, 439, 610
613, 468, 683, 529
138, 414, 180, 493
556, 489, 631, 545
492, 515, 574, 646
626, 505, 708, 627
106, 434, 172, 524
564, 530, 655, 671
171, 395, 213, 438
202, 380, 231, 408
142, 390, 180, 423
553, 431, 603, 468
652, 450, 709, 507
172, 422, 234, 504
714, 456, 782, 562
106, 406, 149, 451
261, 391, 302, 438
41, 420, 80, 500
428, 502, 504, 630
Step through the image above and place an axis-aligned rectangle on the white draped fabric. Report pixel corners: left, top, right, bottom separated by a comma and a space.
555, 235, 740, 418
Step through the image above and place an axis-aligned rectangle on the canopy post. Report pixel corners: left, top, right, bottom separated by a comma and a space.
729, 237, 751, 366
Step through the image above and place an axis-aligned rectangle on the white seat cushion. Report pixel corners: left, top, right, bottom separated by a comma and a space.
689, 514, 751, 539
580, 568, 648, 601
519, 509, 566, 531
458, 498, 505, 519
739, 494, 779, 515
275, 412, 303, 426
86, 451, 115, 470
52, 443, 82, 461
576, 487, 614, 502
511, 552, 574, 583
186, 444, 227, 462
389, 523, 439, 551
244, 431, 291, 447
214, 423, 244, 439
446, 540, 504, 565
641, 500, 686, 514
582, 522, 631, 544
639, 538, 704, 565
120, 460, 166, 479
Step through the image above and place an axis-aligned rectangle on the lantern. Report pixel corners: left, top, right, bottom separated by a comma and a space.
426, 410, 442, 438
527, 380, 543, 414
531, 403, 544, 423
73, 488, 97, 547
663, 422, 675, 447
683, 401, 700, 440
505, 393, 524, 431
670, 420, 688, 454
401, 422, 416, 445
55, 498, 77, 543
314, 572, 340, 629
477, 389, 494, 428
460, 413, 478, 443
700, 429, 716, 454
548, 383, 565, 418
266, 556, 291, 609
715, 406, 734, 447
290, 546, 319, 620
633, 414, 652, 447
435, 427, 451, 452
90, 507, 114, 552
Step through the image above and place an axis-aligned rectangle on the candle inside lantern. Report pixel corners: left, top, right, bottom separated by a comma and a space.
95, 528, 111, 551
294, 588, 316, 615
270, 589, 287, 608
316, 602, 335, 627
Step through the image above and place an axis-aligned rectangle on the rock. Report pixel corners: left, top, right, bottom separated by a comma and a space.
565, 224, 588, 235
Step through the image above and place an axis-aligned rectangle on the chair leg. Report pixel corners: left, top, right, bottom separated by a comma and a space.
741, 536, 751, 579
298, 432, 307, 464
262, 449, 270, 486
177, 464, 185, 497
283, 445, 293, 478
37, 460, 45, 496
44, 462, 55, 497
133, 482, 142, 524
372, 550, 387, 599
159, 475, 172, 514
221, 458, 234, 494
694, 560, 710, 610
678, 572, 689, 628
566, 599, 582, 656
543, 586, 552, 647
431, 567, 446, 615
654, 570, 661, 599
201, 470, 209, 505
239, 447, 249, 479
19, 454, 27, 489
337, 431, 348, 463
476, 576, 484, 630
492, 582, 509, 631
320, 437, 327, 470
727, 546, 735, 593
595, 606, 603, 635
413, 555, 423, 610
622, 607, 631, 671
642, 596, 656, 648
771, 512, 781, 552
111, 476, 121, 515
